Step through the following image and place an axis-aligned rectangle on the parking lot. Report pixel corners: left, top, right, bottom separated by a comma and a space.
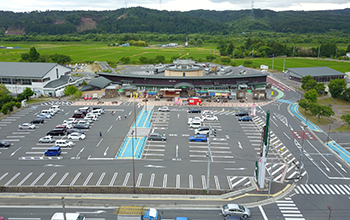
0, 102, 298, 190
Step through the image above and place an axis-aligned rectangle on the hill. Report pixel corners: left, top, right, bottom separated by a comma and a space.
1, 7, 350, 35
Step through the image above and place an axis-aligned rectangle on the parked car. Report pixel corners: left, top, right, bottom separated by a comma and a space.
201, 110, 213, 116
158, 106, 170, 112
194, 126, 216, 135
38, 136, 56, 143
67, 128, 85, 135
187, 108, 201, 113
44, 146, 61, 156
0, 140, 10, 147
202, 114, 218, 121
72, 112, 84, 118
235, 111, 249, 116
30, 119, 45, 124
238, 116, 252, 121
189, 121, 202, 128
63, 118, 78, 124
56, 124, 72, 130
55, 139, 74, 148
85, 115, 97, 122
148, 133, 167, 141
92, 109, 104, 115
37, 113, 52, 119
73, 124, 90, 129
188, 117, 203, 125
18, 123, 36, 129
46, 129, 66, 136
77, 120, 90, 126
189, 134, 207, 142
221, 204, 251, 219
68, 132, 86, 140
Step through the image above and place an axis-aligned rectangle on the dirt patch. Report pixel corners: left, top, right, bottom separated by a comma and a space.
77, 17, 97, 32
117, 14, 127, 20
54, 20, 65, 25
5, 28, 25, 35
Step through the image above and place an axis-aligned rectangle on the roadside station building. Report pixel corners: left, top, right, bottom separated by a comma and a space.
286, 67, 345, 82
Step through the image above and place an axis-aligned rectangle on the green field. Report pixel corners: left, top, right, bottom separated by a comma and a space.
1, 42, 350, 73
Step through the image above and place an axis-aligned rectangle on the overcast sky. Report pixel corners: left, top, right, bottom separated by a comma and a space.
2, 0, 350, 12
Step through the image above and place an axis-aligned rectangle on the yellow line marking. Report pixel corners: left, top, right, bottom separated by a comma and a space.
328, 142, 350, 160
120, 138, 131, 157
133, 137, 142, 157
142, 111, 152, 127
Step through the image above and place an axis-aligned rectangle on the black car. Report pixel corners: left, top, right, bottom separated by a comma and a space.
73, 124, 90, 129
0, 140, 10, 147
187, 108, 201, 113
67, 128, 85, 135
235, 111, 249, 116
72, 112, 85, 118
46, 129, 66, 136
30, 119, 45, 124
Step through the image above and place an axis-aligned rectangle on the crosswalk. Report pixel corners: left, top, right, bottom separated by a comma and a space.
276, 197, 305, 220
295, 183, 350, 195
0, 171, 251, 190
41, 101, 73, 106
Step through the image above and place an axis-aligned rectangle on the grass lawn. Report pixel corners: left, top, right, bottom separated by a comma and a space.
298, 107, 333, 125
333, 124, 350, 132
318, 97, 350, 106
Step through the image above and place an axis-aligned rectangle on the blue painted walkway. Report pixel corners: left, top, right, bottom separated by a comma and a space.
133, 110, 153, 128
116, 109, 153, 159
117, 137, 147, 159
327, 141, 350, 164
278, 99, 293, 104
289, 103, 322, 132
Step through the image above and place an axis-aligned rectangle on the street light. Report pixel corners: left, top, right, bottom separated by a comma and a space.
206, 124, 215, 193
326, 124, 331, 145
299, 124, 307, 179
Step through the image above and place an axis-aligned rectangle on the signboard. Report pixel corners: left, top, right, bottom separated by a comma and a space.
251, 103, 256, 116
247, 90, 252, 93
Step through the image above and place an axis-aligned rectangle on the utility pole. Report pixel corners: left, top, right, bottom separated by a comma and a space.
206, 124, 216, 193
327, 125, 331, 145
293, 46, 295, 58
283, 58, 286, 72
299, 124, 307, 179
131, 130, 136, 193
272, 54, 274, 70
335, 48, 338, 59
318, 47, 320, 59
252, 48, 254, 59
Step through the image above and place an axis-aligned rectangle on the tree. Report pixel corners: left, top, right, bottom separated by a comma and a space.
301, 75, 317, 91
304, 89, 318, 103
315, 82, 326, 95
139, 56, 148, 64
21, 88, 34, 100
196, 38, 203, 47
28, 47, 40, 62
155, 55, 166, 64
342, 87, 350, 101
227, 42, 234, 55
328, 78, 347, 102
50, 54, 72, 64
0, 84, 10, 96
298, 98, 309, 113
309, 103, 334, 122
120, 57, 131, 64
64, 85, 78, 96
73, 90, 82, 99
188, 39, 195, 46
341, 114, 350, 128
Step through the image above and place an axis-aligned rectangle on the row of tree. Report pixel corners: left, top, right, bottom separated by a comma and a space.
21, 47, 72, 64
299, 76, 350, 127
0, 84, 34, 115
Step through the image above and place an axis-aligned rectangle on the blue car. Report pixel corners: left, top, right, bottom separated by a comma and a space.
187, 108, 201, 113
238, 116, 252, 121
189, 134, 207, 142
44, 146, 61, 156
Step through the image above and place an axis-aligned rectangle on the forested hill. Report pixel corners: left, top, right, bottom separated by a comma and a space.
1, 7, 350, 35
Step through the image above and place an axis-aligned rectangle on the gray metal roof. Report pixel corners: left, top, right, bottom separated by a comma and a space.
44, 76, 83, 88
0, 62, 68, 78
287, 67, 345, 77
88, 76, 112, 89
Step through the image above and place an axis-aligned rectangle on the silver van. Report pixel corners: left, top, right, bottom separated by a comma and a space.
42, 109, 55, 116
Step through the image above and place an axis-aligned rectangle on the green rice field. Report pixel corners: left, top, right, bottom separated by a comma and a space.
1, 42, 350, 73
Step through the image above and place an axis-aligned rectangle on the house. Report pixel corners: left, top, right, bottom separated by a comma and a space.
286, 67, 345, 83
0, 62, 84, 97
80, 76, 112, 98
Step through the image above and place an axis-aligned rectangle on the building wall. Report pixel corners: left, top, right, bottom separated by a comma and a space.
81, 89, 106, 98
165, 70, 203, 77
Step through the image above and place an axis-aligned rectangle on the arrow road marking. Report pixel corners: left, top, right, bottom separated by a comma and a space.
321, 160, 330, 172
335, 161, 347, 173
104, 147, 109, 156
238, 141, 243, 149
10, 147, 21, 157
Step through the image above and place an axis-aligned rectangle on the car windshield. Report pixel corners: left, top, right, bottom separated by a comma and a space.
223, 204, 228, 210
0, 141, 5, 144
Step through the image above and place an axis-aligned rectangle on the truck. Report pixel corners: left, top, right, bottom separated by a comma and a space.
115, 206, 162, 220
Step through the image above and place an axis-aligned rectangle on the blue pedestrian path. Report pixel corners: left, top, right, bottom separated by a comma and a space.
327, 141, 350, 164
116, 109, 153, 159
289, 103, 322, 132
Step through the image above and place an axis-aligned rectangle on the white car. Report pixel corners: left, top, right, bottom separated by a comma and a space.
63, 118, 77, 124
68, 132, 86, 140
188, 117, 203, 125
201, 110, 213, 116
77, 120, 90, 126
158, 106, 170, 112
202, 115, 218, 121
18, 123, 36, 129
86, 112, 99, 118
38, 136, 56, 143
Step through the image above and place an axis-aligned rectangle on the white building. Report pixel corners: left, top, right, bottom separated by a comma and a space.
0, 62, 84, 97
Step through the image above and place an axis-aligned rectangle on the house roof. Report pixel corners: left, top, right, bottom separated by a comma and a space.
88, 76, 112, 89
287, 67, 345, 77
0, 62, 70, 78
44, 75, 83, 88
